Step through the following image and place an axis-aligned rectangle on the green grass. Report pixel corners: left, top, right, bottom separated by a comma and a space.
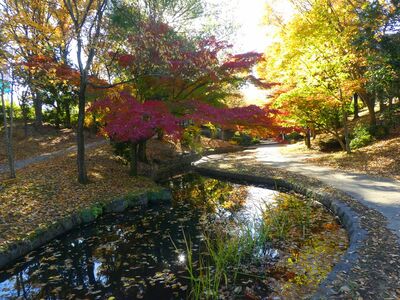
179, 193, 315, 299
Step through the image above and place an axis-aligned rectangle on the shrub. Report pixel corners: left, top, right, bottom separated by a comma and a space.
317, 138, 344, 152
231, 132, 258, 146
369, 124, 389, 139
0, 103, 34, 121
285, 131, 303, 142
350, 124, 373, 149
181, 125, 202, 153
111, 140, 131, 162
381, 109, 399, 129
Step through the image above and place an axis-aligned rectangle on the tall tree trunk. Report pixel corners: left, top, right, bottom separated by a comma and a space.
33, 91, 43, 129
366, 103, 377, 127
359, 91, 376, 127
65, 101, 71, 128
304, 127, 311, 149
138, 140, 148, 163
353, 93, 359, 120
310, 124, 316, 139
9, 77, 16, 176
55, 102, 61, 129
23, 113, 28, 138
21, 104, 29, 138
379, 95, 385, 112
77, 78, 88, 184
20, 91, 29, 138
1, 72, 16, 178
64, 0, 107, 184
388, 97, 393, 111
129, 142, 138, 176
342, 107, 351, 154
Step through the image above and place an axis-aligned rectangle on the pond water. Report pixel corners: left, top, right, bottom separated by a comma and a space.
0, 173, 348, 299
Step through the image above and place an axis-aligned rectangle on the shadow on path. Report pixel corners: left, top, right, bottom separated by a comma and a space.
0, 140, 107, 174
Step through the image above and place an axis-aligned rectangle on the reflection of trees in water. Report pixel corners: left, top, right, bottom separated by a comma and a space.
2, 231, 108, 298
1, 175, 253, 299
170, 173, 248, 213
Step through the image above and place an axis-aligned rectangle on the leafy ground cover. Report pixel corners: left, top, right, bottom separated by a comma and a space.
281, 123, 400, 181
0, 123, 101, 164
305, 135, 400, 180
0, 144, 157, 251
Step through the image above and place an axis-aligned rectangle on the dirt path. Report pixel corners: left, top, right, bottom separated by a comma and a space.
0, 140, 107, 174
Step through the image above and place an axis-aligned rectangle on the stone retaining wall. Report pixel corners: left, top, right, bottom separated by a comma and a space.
0, 188, 172, 270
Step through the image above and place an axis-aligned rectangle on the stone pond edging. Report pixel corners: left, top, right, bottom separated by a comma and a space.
151, 146, 243, 181
0, 146, 243, 270
0, 188, 172, 270
2, 147, 399, 298
192, 163, 400, 299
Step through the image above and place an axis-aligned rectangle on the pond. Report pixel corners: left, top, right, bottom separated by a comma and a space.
0, 173, 348, 299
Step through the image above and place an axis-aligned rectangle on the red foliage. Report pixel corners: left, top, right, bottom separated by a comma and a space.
91, 92, 181, 143
117, 54, 135, 67
23, 55, 111, 98
221, 52, 263, 71
184, 101, 285, 137
110, 21, 264, 94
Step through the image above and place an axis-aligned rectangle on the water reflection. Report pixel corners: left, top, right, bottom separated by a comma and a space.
0, 174, 275, 299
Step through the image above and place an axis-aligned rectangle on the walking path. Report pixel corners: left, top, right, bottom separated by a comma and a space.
201, 142, 400, 241
0, 140, 107, 174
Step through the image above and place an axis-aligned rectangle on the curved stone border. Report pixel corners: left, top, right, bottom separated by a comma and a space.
193, 163, 400, 299
151, 146, 243, 181
0, 146, 242, 269
0, 188, 172, 270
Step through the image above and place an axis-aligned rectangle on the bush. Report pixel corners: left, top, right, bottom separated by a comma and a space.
317, 138, 344, 152
231, 132, 258, 146
285, 131, 303, 142
369, 124, 389, 139
0, 103, 34, 121
350, 124, 373, 149
381, 109, 400, 129
181, 125, 202, 153
111, 141, 131, 161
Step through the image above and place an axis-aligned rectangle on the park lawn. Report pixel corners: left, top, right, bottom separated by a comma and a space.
0, 144, 157, 250
0, 123, 102, 164
306, 135, 400, 180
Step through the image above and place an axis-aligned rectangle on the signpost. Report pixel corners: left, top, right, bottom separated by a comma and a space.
0, 79, 11, 94
0, 72, 16, 178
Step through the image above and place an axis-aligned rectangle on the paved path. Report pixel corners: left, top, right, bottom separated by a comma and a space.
212, 143, 400, 241
0, 140, 107, 173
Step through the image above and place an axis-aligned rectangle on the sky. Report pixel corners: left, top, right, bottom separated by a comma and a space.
227, 0, 294, 105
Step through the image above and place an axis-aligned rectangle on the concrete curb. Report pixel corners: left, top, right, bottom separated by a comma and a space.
151, 146, 244, 182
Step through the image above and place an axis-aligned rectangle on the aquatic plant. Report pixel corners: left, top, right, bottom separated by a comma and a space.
263, 193, 313, 240
182, 193, 316, 299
